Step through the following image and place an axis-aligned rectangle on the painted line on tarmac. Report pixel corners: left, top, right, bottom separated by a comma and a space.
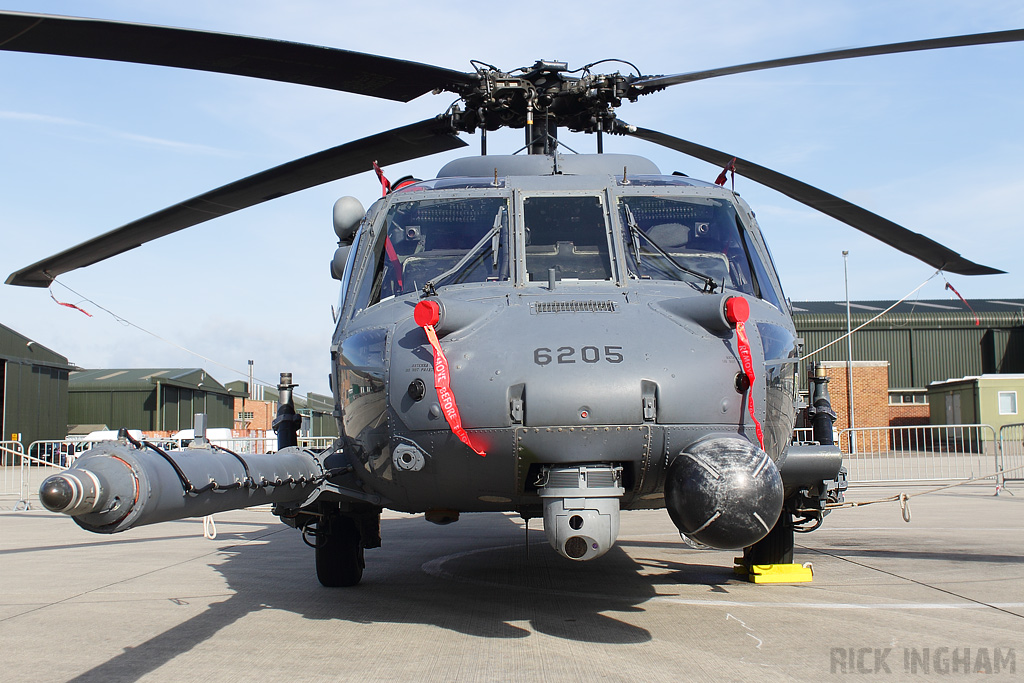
655, 598, 1024, 610
821, 527, 1024, 532
421, 544, 1024, 612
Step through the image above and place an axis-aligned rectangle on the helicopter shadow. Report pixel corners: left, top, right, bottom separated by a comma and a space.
67, 512, 740, 681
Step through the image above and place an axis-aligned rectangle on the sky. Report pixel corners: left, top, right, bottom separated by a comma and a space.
1, 0, 1022, 397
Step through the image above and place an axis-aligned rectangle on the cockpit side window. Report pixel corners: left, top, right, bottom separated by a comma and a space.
351, 196, 510, 314
618, 195, 771, 298
350, 224, 388, 317
523, 196, 612, 281
740, 219, 786, 310
737, 218, 784, 310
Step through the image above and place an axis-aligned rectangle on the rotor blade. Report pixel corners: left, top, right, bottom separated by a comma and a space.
0, 11, 476, 101
622, 125, 1003, 276
7, 118, 467, 287
633, 28, 1024, 90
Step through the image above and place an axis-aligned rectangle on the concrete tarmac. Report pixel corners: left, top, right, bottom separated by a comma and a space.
1, 483, 1021, 682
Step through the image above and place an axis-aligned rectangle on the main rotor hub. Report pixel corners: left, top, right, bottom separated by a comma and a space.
450, 60, 640, 136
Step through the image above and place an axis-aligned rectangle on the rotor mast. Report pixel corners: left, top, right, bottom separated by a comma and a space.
450, 59, 633, 155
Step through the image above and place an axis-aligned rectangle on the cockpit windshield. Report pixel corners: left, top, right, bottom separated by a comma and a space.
523, 196, 612, 282
357, 196, 510, 307
348, 189, 783, 317
617, 196, 757, 296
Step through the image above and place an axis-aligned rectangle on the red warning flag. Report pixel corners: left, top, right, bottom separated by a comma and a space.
945, 282, 980, 326
49, 289, 92, 317
372, 161, 404, 288
384, 234, 404, 290
726, 296, 764, 450
414, 301, 486, 456
715, 158, 736, 187
372, 160, 391, 196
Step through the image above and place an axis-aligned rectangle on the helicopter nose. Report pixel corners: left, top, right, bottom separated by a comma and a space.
664, 437, 782, 549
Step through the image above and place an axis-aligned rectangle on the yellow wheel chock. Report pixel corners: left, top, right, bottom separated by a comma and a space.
733, 559, 814, 583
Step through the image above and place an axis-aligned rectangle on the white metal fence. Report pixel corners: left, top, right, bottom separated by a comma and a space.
160, 435, 334, 454
1, 441, 25, 498
792, 423, 1010, 484
791, 427, 816, 444
836, 424, 1000, 484
999, 423, 1024, 484
16, 450, 68, 509
4, 426, 1022, 508
299, 436, 335, 451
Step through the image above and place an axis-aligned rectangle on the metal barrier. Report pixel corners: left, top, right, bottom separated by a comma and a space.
838, 424, 999, 484
16, 448, 75, 509
299, 436, 335, 451
4, 423, 1016, 505
163, 435, 335, 453
26, 440, 90, 469
998, 423, 1024, 485
791, 427, 816, 444
164, 436, 276, 454
1, 441, 26, 498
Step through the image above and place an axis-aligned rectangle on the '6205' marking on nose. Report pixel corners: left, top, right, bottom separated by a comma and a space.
533, 345, 624, 366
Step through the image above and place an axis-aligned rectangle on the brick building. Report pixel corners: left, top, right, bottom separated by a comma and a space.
226, 381, 338, 438
813, 361, 890, 432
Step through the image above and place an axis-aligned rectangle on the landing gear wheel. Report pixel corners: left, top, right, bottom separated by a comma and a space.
743, 510, 794, 566
315, 514, 365, 587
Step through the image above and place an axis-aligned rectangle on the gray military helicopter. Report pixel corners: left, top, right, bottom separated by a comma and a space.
4, 11, 1012, 586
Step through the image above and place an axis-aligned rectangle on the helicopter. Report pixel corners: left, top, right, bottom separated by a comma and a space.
4, 11, 1012, 587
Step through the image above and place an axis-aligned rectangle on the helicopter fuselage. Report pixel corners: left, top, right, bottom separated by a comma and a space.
330, 154, 800, 530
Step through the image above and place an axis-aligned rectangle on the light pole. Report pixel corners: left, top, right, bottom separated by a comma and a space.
843, 251, 856, 454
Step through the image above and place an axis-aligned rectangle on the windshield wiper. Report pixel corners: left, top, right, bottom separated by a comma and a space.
623, 204, 718, 293
424, 206, 507, 293
624, 204, 643, 264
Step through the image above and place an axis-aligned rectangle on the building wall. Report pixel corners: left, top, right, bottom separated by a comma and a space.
812, 361, 889, 452
888, 403, 930, 427
928, 381, 977, 425
929, 375, 1024, 432
158, 386, 233, 431
70, 388, 234, 432
1, 325, 72, 446
2, 361, 70, 445
233, 397, 277, 432
308, 410, 339, 438
794, 305, 1024, 392
978, 376, 1024, 431
231, 396, 339, 437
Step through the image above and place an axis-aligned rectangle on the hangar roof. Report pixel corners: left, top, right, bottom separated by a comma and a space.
0, 322, 73, 369
69, 368, 245, 396
791, 298, 1023, 329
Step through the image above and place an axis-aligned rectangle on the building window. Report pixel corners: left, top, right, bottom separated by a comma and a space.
888, 391, 929, 406
237, 411, 254, 420
998, 391, 1018, 415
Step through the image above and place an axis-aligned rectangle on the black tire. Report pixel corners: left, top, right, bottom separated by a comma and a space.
743, 510, 794, 566
315, 515, 365, 587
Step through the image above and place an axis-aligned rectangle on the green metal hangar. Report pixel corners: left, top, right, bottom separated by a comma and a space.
791, 298, 1024, 427
1, 323, 74, 445
69, 368, 246, 433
